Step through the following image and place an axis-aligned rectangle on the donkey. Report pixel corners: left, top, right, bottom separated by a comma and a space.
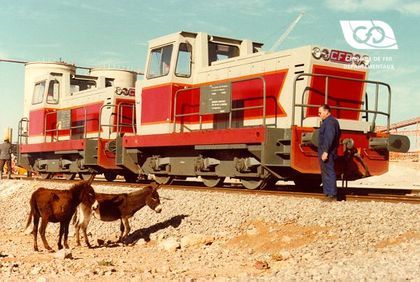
74, 182, 161, 247
25, 175, 96, 252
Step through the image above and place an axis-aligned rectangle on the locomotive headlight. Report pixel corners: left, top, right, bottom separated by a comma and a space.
361, 55, 370, 67
115, 87, 122, 95
312, 47, 322, 59
321, 49, 330, 61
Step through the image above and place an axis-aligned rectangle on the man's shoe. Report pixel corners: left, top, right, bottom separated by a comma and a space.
322, 195, 337, 202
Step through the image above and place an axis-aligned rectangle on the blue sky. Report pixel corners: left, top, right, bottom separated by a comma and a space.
1, 0, 419, 141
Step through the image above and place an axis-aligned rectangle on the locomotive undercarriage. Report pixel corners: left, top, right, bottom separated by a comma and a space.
18, 151, 91, 180
116, 128, 312, 189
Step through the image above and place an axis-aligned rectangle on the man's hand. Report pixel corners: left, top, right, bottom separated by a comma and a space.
322, 152, 328, 162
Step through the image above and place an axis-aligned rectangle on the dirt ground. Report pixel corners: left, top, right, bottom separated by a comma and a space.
0, 160, 419, 280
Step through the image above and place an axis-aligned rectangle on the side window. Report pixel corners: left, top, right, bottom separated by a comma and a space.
147, 45, 173, 78
47, 79, 59, 104
175, 43, 192, 77
32, 81, 46, 104
208, 42, 239, 65
70, 78, 96, 94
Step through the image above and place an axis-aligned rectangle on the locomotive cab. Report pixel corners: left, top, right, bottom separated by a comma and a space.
18, 62, 137, 180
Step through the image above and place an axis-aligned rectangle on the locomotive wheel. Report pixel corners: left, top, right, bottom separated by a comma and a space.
154, 175, 173, 185
79, 173, 94, 181
63, 173, 76, 180
240, 178, 264, 190
104, 172, 117, 182
202, 176, 225, 188
39, 172, 52, 180
124, 173, 138, 183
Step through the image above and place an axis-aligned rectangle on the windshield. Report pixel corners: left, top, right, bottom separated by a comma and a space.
147, 44, 173, 78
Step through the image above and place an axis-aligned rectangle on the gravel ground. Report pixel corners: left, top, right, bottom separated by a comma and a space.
0, 162, 419, 280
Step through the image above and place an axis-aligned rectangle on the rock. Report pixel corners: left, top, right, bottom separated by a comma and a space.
180, 234, 215, 249
281, 235, 292, 243
30, 266, 42, 275
159, 237, 180, 252
254, 260, 270, 270
157, 265, 171, 273
271, 250, 291, 261
53, 249, 73, 260
137, 238, 147, 246
246, 225, 258, 236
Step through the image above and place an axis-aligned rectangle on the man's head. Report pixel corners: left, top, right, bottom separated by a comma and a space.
318, 104, 331, 121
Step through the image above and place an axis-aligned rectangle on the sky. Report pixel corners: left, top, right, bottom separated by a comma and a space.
1, 0, 419, 142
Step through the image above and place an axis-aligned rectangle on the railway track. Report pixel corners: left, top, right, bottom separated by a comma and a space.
12, 176, 420, 205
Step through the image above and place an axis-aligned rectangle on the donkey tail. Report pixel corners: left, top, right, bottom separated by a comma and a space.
24, 197, 35, 232
71, 205, 79, 226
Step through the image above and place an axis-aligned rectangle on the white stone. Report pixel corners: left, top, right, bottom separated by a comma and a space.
159, 237, 180, 252
180, 234, 214, 249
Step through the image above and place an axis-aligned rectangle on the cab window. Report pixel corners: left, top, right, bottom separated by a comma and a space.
147, 45, 173, 78
70, 78, 96, 94
47, 79, 59, 104
175, 43, 192, 77
32, 81, 46, 104
208, 42, 239, 65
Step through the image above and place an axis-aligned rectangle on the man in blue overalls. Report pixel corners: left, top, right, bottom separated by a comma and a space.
318, 104, 341, 201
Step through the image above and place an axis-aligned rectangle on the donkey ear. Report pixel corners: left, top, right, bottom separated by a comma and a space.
87, 174, 96, 185
150, 181, 160, 190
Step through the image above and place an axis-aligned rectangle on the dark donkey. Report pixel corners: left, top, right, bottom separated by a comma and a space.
25, 175, 96, 252
74, 182, 161, 247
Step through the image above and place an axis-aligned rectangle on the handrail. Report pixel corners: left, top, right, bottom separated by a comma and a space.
99, 103, 136, 139
173, 76, 267, 132
44, 107, 88, 142
291, 73, 391, 132
18, 118, 29, 145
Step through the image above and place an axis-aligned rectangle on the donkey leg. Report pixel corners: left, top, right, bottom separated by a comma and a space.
39, 219, 53, 252
122, 218, 131, 240
33, 215, 40, 252
63, 220, 71, 249
81, 210, 92, 248
75, 223, 81, 246
82, 224, 91, 248
58, 222, 64, 250
117, 219, 125, 242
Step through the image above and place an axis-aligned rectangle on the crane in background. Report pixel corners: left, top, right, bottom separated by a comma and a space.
269, 12, 304, 52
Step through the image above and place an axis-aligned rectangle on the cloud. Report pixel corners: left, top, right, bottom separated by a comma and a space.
397, 2, 420, 15
325, 0, 420, 15
60, 1, 126, 16
27, 43, 61, 48
285, 5, 312, 14
134, 42, 148, 47
198, 0, 273, 16
0, 50, 8, 58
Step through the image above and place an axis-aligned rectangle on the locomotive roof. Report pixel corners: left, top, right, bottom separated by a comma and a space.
148, 31, 264, 48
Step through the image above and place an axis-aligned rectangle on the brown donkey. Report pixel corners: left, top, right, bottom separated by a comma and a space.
74, 182, 161, 247
25, 175, 96, 252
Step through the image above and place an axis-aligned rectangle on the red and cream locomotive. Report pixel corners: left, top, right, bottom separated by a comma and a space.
17, 31, 409, 189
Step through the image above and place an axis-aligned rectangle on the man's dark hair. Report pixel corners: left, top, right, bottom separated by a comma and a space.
320, 104, 331, 112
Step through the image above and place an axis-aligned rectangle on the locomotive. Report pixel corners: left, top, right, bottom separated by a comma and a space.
17, 31, 410, 189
